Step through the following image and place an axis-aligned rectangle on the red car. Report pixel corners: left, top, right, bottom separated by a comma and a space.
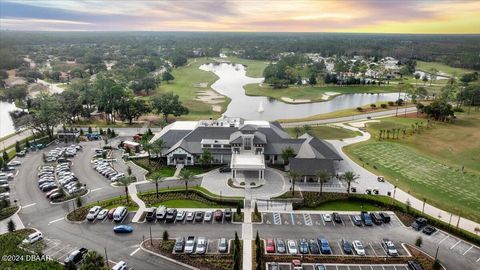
266, 239, 275, 253
214, 210, 223, 221
107, 208, 116, 219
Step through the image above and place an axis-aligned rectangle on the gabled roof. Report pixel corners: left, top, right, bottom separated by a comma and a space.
253, 131, 267, 144
297, 133, 342, 160
289, 158, 335, 175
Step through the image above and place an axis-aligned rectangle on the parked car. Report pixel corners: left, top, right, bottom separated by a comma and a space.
63, 247, 88, 265
224, 208, 232, 221
379, 212, 391, 223
196, 237, 207, 254
266, 239, 275, 253
352, 240, 366, 256
113, 206, 128, 222
361, 211, 373, 226
308, 239, 320, 254
291, 259, 303, 270
87, 206, 102, 221
22, 231, 43, 244
97, 209, 108, 220
186, 211, 195, 222
204, 211, 213, 222
165, 208, 177, 222
370, 212, 383, 225
214, 210, 223, 221
276, 239, 286, 253
218, 238, 228, 253
113, 224, 133, 233
412, 217, 428, 231
341, 239, 353, 254
49, 192, 63, 201
314, 264, 326, 270
219, 166, 231, 173
112, 261, 127, 270
194, 211, 204, 222
156, 206, 167, 220
317, 238, 331, 254
382, 239, 399, 256
269, 262, 279, 270
377, 176, 385, 182
407, 260, 424, 270
299, 239, 309, 254
332, 212, 342, 223
145, 207, 157, 222
175, 237, 185, 252
322, 213, 332, 222
107, 208, 116, 219
185, 236, 196, 253
422, 225, 437, 235
176, 210, 186, 221
287, 240, 298, 254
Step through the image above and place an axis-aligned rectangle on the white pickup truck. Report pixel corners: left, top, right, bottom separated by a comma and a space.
185, 236, 196, 254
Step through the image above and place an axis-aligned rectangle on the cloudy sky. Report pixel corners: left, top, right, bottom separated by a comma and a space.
1, 0, 479, 33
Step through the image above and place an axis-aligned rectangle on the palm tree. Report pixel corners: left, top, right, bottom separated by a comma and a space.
179, 169, 195, 196
80, 250, 105, 270
140, 136, 152, 164
117, 177, 131, 203
302, 125, 312, 134
315, 169, 330, 196
341, 171, 359, 194
280, 147, 295, 165
288, 170, 300, 196
293, 126, 302, 138
151, 139, 166, 164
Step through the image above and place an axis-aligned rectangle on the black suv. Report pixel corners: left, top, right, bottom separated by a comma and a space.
332, 212, 342, 223
175, 237, 185, 252
411, 217, 428, 231
219, 166, 231, 173
64, 247, 88, 265
224, 208, 232, 221
145, 208, 156, 222
165, 208, 177, 223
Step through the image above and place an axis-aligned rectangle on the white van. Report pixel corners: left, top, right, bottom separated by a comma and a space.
112, 260, 127, 270
22, 231, 43, 244
156, 205, 167, 220
113, 206, 128, 222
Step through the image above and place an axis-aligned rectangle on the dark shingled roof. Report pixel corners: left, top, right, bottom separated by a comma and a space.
289, 158, 335, 175
159, 130, 192, 148
308, 137, 343, 160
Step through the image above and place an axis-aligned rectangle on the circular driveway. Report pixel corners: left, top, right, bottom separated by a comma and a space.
200, 167, 290, 199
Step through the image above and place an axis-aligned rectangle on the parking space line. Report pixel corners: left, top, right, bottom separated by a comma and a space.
22, 203, 36, 208
321, 216, 325, 226
438, 235, 449, 244
90, 187, 102, 192
369, 243, 378, 256
476, 257, 480, 262
450, 240, 461, 249
290, 213, 295, 225
48, 217, 64, 225
462, 245, 473, 255
337, 241, 344, 255
130, 247, 140, 256
349, 216, 354, 226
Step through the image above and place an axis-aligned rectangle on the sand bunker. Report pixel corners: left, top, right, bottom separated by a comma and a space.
321, 91, 340, 100
193, 82, 208, 88
196, 90, 225, 104
281, 97, 311, 103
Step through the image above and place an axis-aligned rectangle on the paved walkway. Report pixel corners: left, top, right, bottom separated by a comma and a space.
130, 180, 149, 223
174, 164, 184, 177
328, 121, 480, 234
242, 201, 253, 270
0, 212, 25, 235
281, 107, 417, 127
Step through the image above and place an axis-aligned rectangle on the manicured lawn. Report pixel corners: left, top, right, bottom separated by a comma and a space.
344, 111, 480, 223
416, 61, 473, 76
225, 57, 268, 78
152, 199, 228, 208
244, 83, 396, 103
304, 200, 379, 211
278, 102, 413, 123
285, 125, 361, 140
156, 58, 228, 120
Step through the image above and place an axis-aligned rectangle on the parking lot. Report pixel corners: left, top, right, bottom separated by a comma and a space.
261, 212, 402, 228
267, 263, 410, 270
413, 226, 480, 264
41, 237, 80, 263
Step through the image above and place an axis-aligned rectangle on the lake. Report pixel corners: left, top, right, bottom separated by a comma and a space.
200, 63, 401, 121
0, 101, 19, 138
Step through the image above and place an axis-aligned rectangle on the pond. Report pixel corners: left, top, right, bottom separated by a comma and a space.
200, 63, 401, 121
0, 101, 19, 138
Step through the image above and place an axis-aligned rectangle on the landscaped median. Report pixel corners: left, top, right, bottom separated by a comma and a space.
141, 236, 242, 270
66, 195, 138, 222
0, 205, 19, 221
276, 191, 480, 246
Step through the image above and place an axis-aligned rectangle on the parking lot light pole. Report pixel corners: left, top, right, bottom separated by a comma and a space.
104, 247, 109, 267
149, 226, 152, 245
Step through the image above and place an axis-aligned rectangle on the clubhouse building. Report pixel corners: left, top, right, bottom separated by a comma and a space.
150, 117, 342, 182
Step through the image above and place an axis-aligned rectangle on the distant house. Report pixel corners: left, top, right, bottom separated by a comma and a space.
150, 117, 342, 181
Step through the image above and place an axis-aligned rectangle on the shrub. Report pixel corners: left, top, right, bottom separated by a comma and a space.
415, 236, 423, 247
388, 101, 395, 106
370, 104, 377, 109
7, 219, 15, 232
380, 104, 388, 109
432, 259, 441, 270
356, 107, 363, 111
162, 230, 169, 241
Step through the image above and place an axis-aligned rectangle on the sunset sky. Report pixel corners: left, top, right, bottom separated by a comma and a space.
1, 0, 479, 33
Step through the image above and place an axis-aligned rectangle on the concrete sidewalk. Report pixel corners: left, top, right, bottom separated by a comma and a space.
130, 180, 149, 223
242, 204, 253, 270
0, 212, 25, 235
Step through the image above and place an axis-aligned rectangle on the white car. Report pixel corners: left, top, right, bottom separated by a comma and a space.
22, 231, 43, 244
323, 214, 332, 222
352, 240, 366, 256
112, 261, 127, 270
7, 160, 22, 166
196, 237, 207, 254
86, 206, 102, 221
204, 211, 213, 222
97, 209, 108, 220
287, 240, 298, 254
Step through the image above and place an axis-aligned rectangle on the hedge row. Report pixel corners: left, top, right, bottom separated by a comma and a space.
139, 188, 244, 208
